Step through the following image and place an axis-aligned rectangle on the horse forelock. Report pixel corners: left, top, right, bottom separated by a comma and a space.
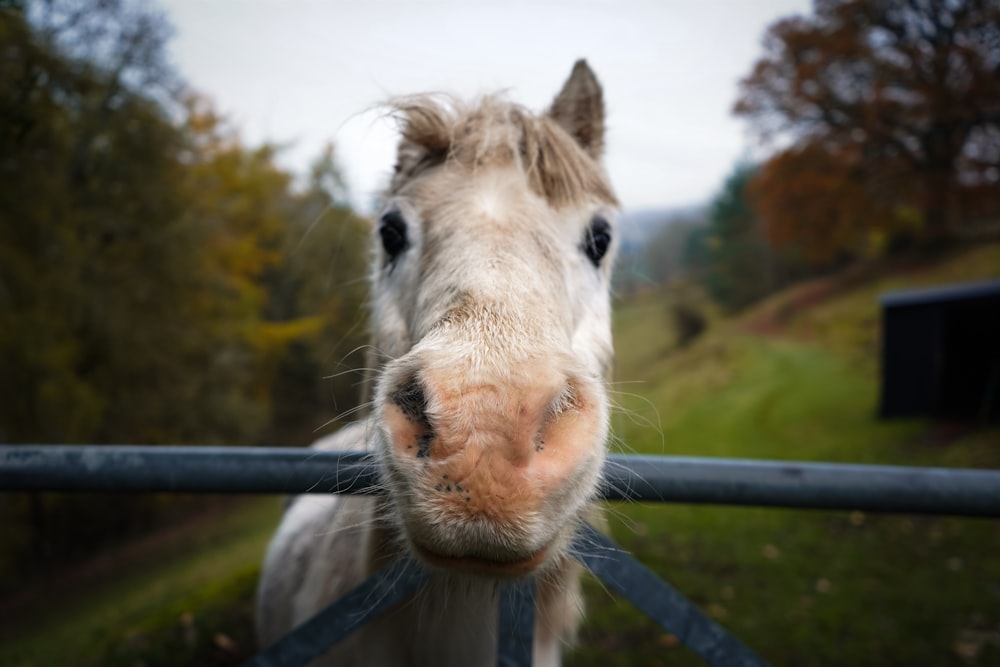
387, 95, 617, 209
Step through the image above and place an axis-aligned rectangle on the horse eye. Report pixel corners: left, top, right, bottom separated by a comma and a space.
379, 210, 409, 261
583, 216, 612, 267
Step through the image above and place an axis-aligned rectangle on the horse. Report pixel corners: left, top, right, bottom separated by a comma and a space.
256, 59, 619, 667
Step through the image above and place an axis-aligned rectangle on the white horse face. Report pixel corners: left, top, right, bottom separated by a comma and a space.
370, 62, 618, 577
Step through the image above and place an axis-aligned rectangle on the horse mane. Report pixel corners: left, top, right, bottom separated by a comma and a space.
387, 95, 618, 209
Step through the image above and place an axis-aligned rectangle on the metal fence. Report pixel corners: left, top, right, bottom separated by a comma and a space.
3, 444, 1000, 666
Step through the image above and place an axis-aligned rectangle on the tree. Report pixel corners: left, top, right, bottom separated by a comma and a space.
687, 163, 776, 311
260, 144, 371, 445
0, 1, 212, 580
0, 3, 198, 445
735, 0, 1000, 244
28, 0, 178, 103
747, 141, 902, 263
0, 3, 371, 579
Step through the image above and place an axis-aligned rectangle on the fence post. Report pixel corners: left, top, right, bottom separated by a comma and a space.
497, 578, 536, 666
572, 524, 769, 667
243, 556, 427, 667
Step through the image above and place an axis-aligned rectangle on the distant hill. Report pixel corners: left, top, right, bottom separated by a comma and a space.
617, 205, 705, 255
615, 204, 706, 292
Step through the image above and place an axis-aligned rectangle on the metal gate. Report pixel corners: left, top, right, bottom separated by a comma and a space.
4, 444, 1000, 666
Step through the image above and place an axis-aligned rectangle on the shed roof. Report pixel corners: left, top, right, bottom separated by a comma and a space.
879, 279, 1000, 309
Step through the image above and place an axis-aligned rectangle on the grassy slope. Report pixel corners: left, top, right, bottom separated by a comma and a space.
3, 243, 998, 666
569, 243, 1000, 666
0, 496, 283, 667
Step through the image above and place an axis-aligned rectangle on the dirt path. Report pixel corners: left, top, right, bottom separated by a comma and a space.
741, 275, 842, 337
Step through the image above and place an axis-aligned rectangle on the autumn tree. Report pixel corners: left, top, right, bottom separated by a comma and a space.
2, 2, 369, 448
736, 0, 1000, 248
0, 3, 198, 446
1, 1, 203, 578
260, 144, 371, 445
747, 142, 903, 263
0, 2, 370, 579
175, 105, 372, 447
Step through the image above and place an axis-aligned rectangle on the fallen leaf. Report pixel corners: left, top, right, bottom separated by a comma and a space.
707, 603, 730, 620
214, 633, 238, 652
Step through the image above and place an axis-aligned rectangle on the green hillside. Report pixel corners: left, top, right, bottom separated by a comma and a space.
570, 242, 1000, 666
0, 497, 282, 666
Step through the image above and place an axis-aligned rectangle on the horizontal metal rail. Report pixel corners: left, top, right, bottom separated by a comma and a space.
2, 445, 1000, 517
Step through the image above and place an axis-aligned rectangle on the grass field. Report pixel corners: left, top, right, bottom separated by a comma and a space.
3, 242, 999, 666
0, 496, 284, 667
569, 243, 1000, 666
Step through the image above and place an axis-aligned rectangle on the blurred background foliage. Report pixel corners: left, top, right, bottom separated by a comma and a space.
623, 0, 999, 315
0, 0, 370, 582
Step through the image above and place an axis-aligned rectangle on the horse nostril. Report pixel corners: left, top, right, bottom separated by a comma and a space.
387, 375, 435, 459
390, 375, 433, 436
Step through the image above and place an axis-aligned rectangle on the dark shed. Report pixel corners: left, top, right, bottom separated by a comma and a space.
880, 280, 1000, 422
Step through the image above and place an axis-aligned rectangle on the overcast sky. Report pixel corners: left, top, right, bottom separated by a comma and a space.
160, 0, 811, 215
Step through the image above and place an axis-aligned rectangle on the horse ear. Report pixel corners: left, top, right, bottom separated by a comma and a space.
548, 59, 605, 160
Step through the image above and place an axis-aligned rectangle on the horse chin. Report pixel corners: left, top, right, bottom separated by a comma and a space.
398, 504, 576, 579
410, 539, 554, 578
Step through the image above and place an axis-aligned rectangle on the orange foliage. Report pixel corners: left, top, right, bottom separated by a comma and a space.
748, 142, 898, 264
736, 0, 1000, 243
